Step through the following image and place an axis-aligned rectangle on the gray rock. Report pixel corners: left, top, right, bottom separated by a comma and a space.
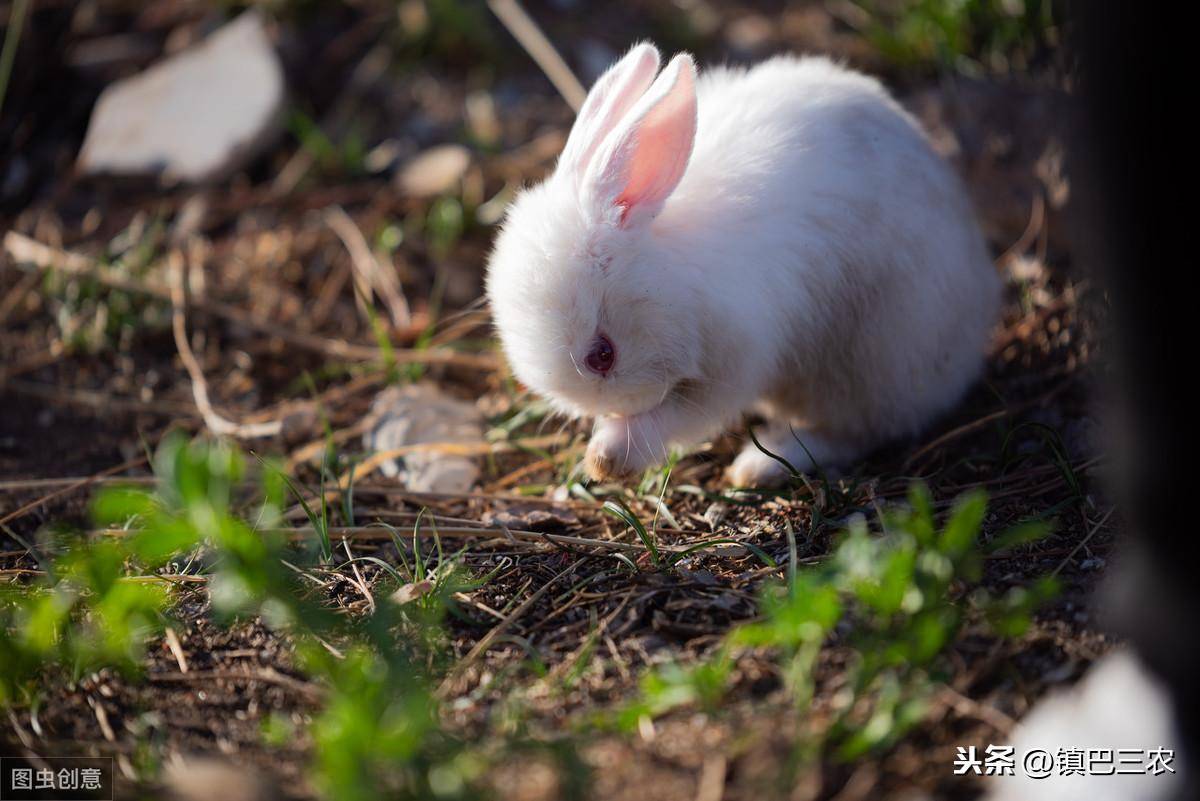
363, 384, 484, 493
77, 11, 284, 185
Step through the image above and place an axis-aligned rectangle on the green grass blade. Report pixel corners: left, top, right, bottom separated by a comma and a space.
667, 538, 777, 569
603, 498, 662, 569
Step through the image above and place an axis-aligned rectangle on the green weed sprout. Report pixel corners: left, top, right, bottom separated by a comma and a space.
0, 537, 169, 706
620, 483, 1058, 768
2, 434, 493, 800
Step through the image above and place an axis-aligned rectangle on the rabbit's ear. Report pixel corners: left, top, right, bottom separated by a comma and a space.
585, 53, 697, 229
559, 43, 661, 178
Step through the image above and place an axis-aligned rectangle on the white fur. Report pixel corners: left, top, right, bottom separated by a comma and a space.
486, 44, 1001, 485
985, 650, 1185, 801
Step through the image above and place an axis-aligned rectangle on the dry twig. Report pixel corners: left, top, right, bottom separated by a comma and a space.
0, 456, 147, 528
324, 205, 411, 330
169, 251, 285, 439
438, 561, 581, 695
487, 0, 586, 111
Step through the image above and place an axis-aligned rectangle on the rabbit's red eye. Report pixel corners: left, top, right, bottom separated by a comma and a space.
585, 335, 616, 375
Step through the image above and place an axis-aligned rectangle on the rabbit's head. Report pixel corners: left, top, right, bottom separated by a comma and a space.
486, 44, 700, 419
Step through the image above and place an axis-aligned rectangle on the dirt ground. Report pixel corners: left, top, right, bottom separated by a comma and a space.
0, 2, 1110, 799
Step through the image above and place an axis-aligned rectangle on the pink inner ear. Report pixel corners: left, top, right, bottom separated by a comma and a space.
614, 60, 696, 227
560, 44, 660, 179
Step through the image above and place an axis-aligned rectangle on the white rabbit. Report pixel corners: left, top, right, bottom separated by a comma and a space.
485, 43, 1001, 486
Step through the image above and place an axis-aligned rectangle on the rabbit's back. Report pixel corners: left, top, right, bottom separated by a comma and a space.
658, 55, 1001, 443
672, 55, 971, 243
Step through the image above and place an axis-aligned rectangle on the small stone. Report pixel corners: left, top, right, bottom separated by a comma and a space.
363, 384, 484, 492
391, 580, 434, 605
703, 502, 728, 531
395, 144, 471, 199
77, 11, 285, 185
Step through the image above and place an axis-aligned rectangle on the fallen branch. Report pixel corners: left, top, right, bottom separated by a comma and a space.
286, 420, 373, 470
324, 204, 411, 331
995, 191, 1047, 270
0, 456, 148, 528
150, 666, 325, 703
169, 250, 284, 439
487, 0, 586, 111
0, 476, 157, 491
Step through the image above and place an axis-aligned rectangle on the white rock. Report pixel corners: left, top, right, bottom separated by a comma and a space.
77, 11, 284, 184
363, 384, 484, 493
396, 144, 470, 199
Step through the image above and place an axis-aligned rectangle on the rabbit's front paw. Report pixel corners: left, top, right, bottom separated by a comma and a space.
585, 419, 649, 482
